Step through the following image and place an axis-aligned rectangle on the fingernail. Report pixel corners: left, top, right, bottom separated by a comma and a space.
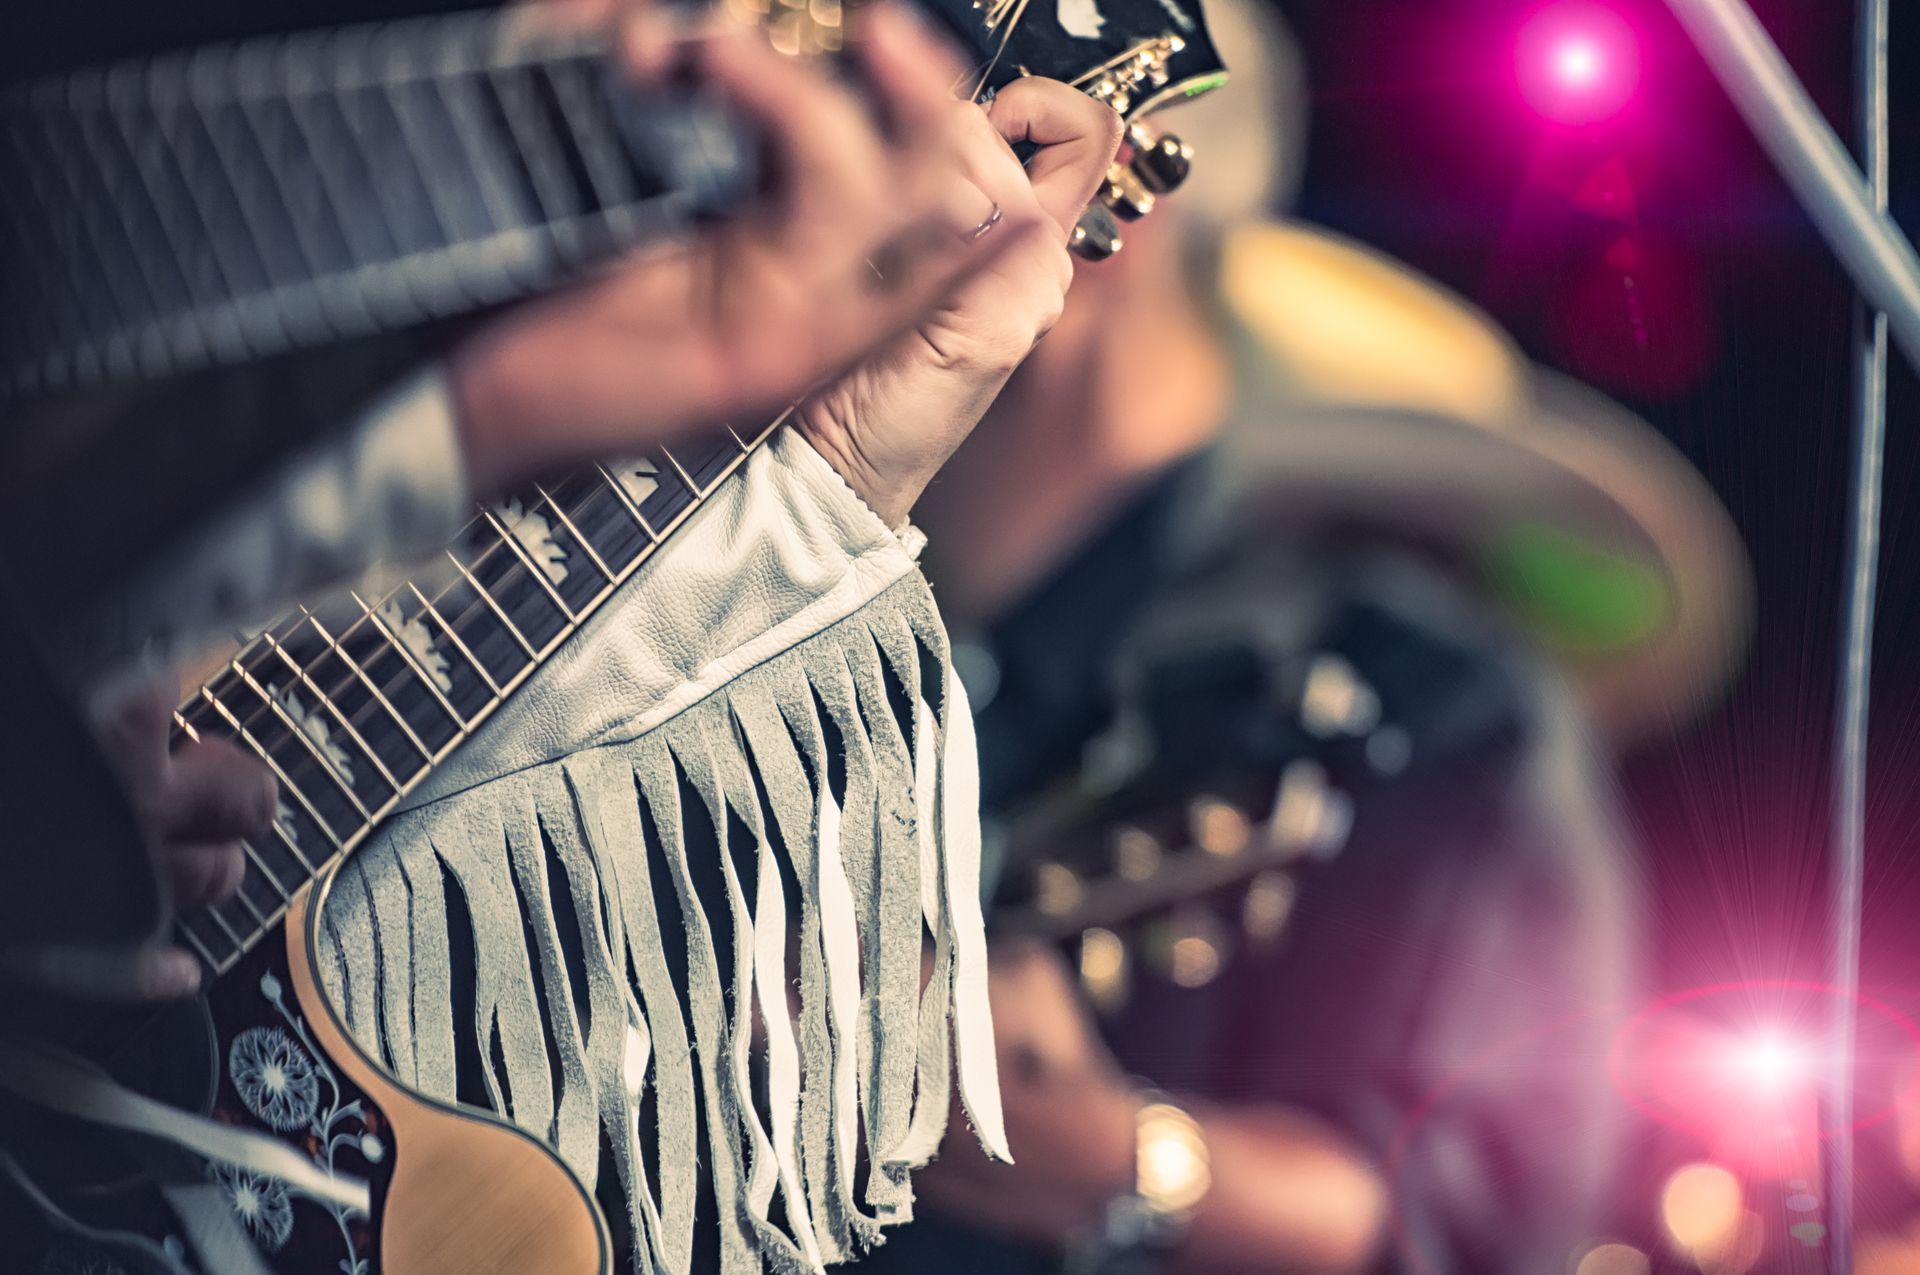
256, 773, 281, 830
155, 951, 202, 998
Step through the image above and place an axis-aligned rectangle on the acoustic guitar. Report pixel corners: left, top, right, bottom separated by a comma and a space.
0, 2, 1225, 1271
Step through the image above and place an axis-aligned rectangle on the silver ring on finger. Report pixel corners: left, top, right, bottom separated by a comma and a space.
969, 204, 1004, 242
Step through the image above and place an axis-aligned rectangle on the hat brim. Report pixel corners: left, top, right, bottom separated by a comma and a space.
1219, 372, 1753, 743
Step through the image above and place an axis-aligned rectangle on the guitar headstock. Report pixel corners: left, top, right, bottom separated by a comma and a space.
990, 650, 1388, 1013
911, 0, 1228, 255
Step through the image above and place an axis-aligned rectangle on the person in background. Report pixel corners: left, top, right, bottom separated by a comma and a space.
864, 0, 1751, 1270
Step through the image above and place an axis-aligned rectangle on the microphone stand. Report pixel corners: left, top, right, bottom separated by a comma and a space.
1659, 0, 1892, 1267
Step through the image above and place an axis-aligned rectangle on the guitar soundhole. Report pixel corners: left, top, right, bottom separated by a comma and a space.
198, 931, 397, 1274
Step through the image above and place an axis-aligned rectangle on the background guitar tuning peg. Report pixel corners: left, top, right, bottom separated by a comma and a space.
1069, 204, 1124, 261
1126, 125, 1193, 194
1100, 164, 1156, 221
1079, 925, 1131, 1014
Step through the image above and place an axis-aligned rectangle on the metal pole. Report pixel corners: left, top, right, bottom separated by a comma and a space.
1660, 0, 1920, 375
1824, 0, 1888, 1266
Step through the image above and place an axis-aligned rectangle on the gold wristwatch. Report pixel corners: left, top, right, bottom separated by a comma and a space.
1075, 1090, 1212, 1271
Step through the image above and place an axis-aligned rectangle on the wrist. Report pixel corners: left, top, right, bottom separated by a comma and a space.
1076, 1090, 1212, 1267
790, 405, 924, 530
447, 332, 536, 500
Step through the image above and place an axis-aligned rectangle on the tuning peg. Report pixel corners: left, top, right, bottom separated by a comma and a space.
1100, 164, 1156, 222
1069, 204, 1124, 261
1112, 825, 1163, 881
1034, 862, 1085, 918
1079, 926, 1131, 1014
1189, 796, 1249, 857
1146, 906, 1230, 989
1241, 871, 1297, 945
1127, 126, 1193, 194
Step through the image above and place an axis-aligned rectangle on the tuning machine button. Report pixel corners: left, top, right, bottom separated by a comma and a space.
1101, 164, 1156, 221
1127, 125, 1193, 194
1034, 862, 1086, 917
1112, 825, 1163, 881
1069, 204, 1124, 261
1079, 926, 1131, 1014
1188, 797, 1249, 857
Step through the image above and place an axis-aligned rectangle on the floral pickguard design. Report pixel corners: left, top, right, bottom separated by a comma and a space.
207, 946, 395, 1275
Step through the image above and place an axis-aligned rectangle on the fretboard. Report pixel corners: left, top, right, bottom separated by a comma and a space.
167, 420, 776, 973
1, 9, 749, 399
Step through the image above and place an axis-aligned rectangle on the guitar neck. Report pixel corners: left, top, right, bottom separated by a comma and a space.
169, 419, 781, 974
2, 9, 749, 399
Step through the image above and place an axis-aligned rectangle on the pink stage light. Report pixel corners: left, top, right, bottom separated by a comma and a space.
1724, 1031, 1811, 1097
1517, 4, 1640, 124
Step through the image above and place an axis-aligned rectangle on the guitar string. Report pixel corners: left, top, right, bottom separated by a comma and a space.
169, 8, 1155, 955
170, 474, 671, 961
176, 436, 770, 962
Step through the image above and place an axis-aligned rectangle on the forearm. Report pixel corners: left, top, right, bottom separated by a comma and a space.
1172, 1106, 1388, 1275
62, 369, 471, 684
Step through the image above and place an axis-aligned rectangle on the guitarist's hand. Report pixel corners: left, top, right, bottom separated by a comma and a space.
1, 682, 276, 1003
793, 77, 1125, 525
451, 5, 1039, 498
917, 941, 1386, 1272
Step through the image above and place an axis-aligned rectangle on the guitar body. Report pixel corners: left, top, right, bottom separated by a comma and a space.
1, 5, 1228, 1270
195, 881, 609, 1274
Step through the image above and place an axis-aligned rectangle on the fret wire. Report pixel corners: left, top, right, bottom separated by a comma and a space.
297, 608, 437, 761
346, 592, 478, 726
441, 551, 541, 657
328, 525, 537, 702
26, 105, 148, 360
175, 922, 220, 968
544, 57, 635, 215
727, 425, 751, 451
408, 581, 508, 694
251, 637, 413, 793
245, 898, 293, 936
242, 843, 294, 901
227, 659, 379, 822
594, 462, 660, 539
181, 713, 300, 896
196, 895, 250, 949
198, 687, 349, 853
143, 77, 259, 317
328, 52, 447, 267
170, 420, 781, 970
376, 67, 473, 257
290, 602, 470, 765
178, 704, 328, 878
223, 883, 271, 928
435, 68, 530, 236
68, 103, 173, 339
481, 508, 578, 619
350, 570, 525, 708
228, 67, 330, 287
531, 482, 615, 582
555, 473, 648, 571
176, 70, 291, 313
486, 63, 571, 228
657, 446, 700, 494
279, 58, 392, 275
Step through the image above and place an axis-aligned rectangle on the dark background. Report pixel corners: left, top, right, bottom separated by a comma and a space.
1275, 0, 1920, 1262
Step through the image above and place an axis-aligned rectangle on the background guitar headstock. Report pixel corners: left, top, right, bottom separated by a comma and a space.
990, 650, 1382, 1013
909, 0, 1228, 255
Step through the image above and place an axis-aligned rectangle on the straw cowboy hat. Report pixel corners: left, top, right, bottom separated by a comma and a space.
1213, 218, 1752, 742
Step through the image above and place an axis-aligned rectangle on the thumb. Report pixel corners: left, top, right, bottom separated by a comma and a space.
985, 78, 1125, 238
